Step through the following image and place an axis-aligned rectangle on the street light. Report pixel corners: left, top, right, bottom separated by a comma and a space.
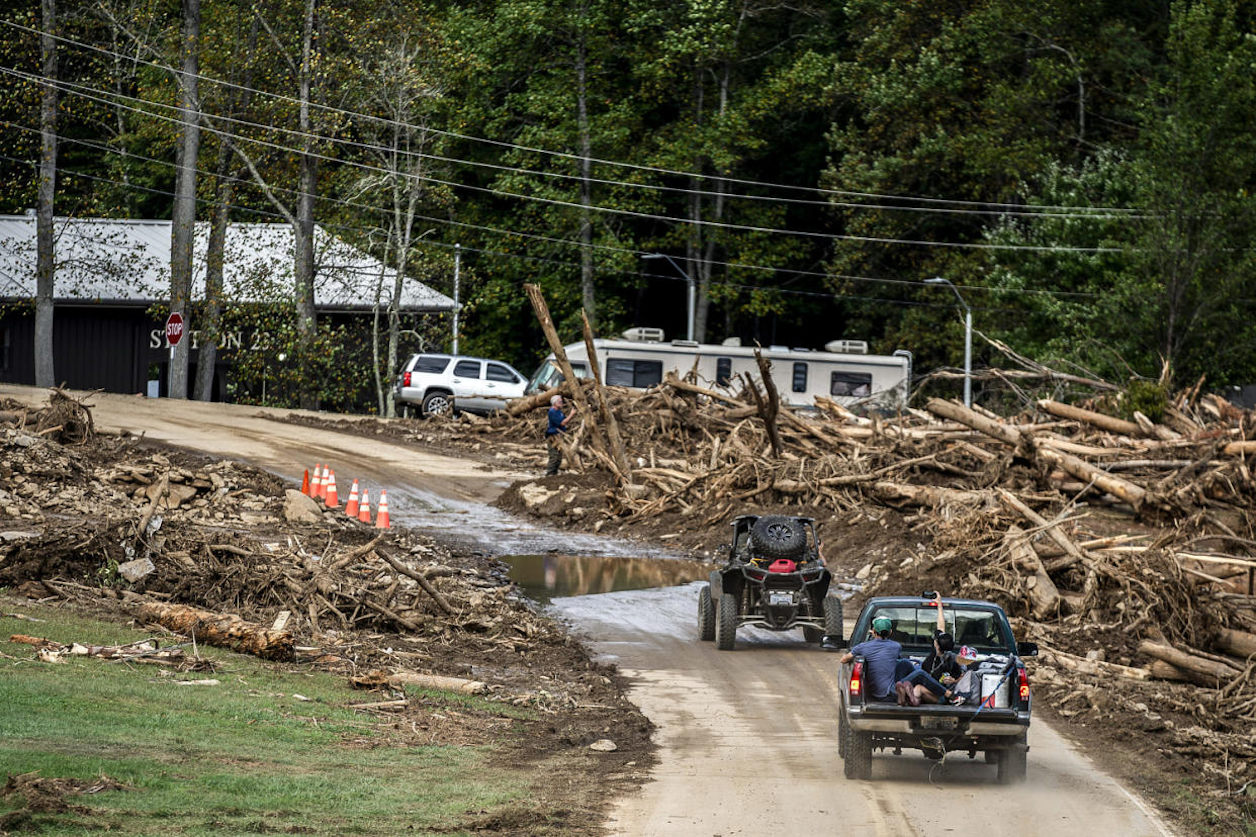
642, 253, 696, 341
925, 277, 972, 408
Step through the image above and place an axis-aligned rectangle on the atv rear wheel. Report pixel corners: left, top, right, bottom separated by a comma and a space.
715, 592, 738, 650
697, 585, 716, 641
824, 596, 844, 639
749, 515, 807, 561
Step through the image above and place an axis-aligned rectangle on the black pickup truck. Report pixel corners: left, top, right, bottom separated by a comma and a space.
832, 595, 1037, 783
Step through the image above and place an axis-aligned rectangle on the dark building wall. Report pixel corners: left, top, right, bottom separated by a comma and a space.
0, 306, 147, 393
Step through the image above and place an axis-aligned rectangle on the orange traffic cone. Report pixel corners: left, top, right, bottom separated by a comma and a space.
300, 469, 311, 495
344, 479, 360, 518
375, 490, 390, 529
358, 488, 372, 524
324, 471, 339, 508
319, 465, 332, 500
310, 463, 323, 498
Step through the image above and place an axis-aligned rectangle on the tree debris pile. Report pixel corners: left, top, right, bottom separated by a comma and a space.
314, 371, 1256, 814
0, 392, 644, 724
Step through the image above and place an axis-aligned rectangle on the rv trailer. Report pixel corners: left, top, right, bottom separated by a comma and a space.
525, 329, 913, 411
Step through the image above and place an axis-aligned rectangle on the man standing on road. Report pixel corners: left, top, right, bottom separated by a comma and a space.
840, 616, 901, 702
545, 395, 573, 476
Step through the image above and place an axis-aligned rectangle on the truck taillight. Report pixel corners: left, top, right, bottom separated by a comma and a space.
1018, 667, 1030, 701
849, 661, 863, 699
403, 371, 411, 386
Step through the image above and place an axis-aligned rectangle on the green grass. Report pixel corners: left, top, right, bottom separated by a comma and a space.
0, 598, 540, 835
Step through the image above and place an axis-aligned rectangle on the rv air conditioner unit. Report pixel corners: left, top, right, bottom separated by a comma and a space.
825, 339, 869, 354
622, 327, 665, 343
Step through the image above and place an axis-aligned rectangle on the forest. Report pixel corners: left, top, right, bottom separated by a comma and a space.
2, 0, 1255, 412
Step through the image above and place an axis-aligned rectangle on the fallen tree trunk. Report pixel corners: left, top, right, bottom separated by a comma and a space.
1039, 647, 1153, 680
137, 602, 294, 661
1036, 399, 1142, 437
1138, 639, 1240, 687
1216, 628, 1256, 659
1004, 524, 1060, 619
387, 670, 487, 695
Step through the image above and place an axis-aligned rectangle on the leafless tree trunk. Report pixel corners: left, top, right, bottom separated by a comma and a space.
574, 1, 596, 329
195, 16, 259, 402
293, 0, 319, 410
34, 0, 58, 388
168, 0, 200, 399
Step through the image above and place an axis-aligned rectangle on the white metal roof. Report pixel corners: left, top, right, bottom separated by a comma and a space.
0, 215, 455, 312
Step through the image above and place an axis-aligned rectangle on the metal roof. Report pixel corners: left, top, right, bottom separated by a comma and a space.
0, 215, 455, 312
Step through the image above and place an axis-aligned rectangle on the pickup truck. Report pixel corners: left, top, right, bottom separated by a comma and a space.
832, 595, 1037, 783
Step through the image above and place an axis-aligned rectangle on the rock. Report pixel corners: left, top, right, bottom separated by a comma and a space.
588, 739, 617, 752
1085, 649, 1106, 662
855, 563, 872, 580
117, 557, 155, 582
283, 489, 323, 524
519, 483, 558, 510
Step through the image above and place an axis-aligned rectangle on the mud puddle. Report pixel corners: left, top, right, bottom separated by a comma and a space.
501, 554, 712, 604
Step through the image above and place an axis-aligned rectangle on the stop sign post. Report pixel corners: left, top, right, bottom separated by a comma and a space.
164, 313, 185, 397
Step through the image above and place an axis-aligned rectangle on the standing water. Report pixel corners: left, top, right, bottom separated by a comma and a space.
501, 554, 712, 605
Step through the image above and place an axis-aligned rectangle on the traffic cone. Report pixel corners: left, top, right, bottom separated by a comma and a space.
344, 479, 360, 518
310, 463, 323, 499
358, 488, 372, 524
319, 465, 332, 500
375, 490, 390, 529
300, 469, 311, 495
324, 471, 339, 508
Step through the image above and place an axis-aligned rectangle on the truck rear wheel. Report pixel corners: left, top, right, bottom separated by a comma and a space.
837, 709, 848, 758
843, 724, 872, 780
697, 585, 715, 641
715, 592, 738, 650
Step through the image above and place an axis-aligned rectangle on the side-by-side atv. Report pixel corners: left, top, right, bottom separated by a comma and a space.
697, 514, 842, 650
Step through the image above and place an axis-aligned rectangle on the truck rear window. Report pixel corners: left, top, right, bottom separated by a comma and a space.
861, 606, 1010, 653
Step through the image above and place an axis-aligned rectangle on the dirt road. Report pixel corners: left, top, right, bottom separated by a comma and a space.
7, 386, 1175, 835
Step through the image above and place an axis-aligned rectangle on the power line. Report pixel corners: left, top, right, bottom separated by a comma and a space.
1, 18, 1145, 219
0, 122, 1106, 302
0, 64, 1132, 256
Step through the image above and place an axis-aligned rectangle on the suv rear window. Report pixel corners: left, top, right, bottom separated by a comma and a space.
412, 356, 451, 374
453, 360, 482, 378
486, 363, 519, 383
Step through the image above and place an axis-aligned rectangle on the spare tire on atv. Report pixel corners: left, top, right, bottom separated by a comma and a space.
749, 515, 808, 561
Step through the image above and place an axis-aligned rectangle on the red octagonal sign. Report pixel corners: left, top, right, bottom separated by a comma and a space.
165, 312, 185, 346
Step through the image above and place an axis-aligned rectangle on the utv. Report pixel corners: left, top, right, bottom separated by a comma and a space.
697, 514, 843, 650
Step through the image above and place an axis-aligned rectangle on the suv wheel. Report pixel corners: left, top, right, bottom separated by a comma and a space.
422, 390, 454, 416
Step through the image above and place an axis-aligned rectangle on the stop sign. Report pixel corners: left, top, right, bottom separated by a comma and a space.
165, 312, 185, 346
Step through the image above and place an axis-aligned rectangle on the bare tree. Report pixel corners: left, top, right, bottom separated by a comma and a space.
168, 0, 200, 398
34, 0, 58, 388
350, 32, 448, 417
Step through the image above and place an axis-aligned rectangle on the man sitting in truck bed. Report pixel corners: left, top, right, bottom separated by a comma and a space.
839, 616, 901, 702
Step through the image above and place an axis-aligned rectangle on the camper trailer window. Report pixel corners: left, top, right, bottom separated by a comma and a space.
414, 355, 451, 374
486, 363, 520, 383
792, 362, 808, 393
607, 358, 663, 388
831, 372, 872, 397
453, 360, 483, 378
716, 357, 732, 387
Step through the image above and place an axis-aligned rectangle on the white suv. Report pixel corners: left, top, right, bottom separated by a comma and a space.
394, 353, 529, 416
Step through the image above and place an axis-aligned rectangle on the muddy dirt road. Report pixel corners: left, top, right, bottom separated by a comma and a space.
6, 386, 1175, 836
